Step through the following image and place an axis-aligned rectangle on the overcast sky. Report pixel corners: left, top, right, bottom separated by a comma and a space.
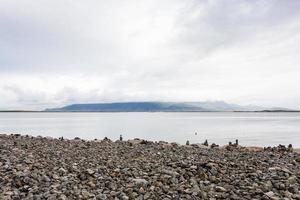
1, 0, 300, 110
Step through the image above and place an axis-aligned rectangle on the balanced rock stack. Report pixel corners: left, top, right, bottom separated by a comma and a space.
0, 134, 300, 199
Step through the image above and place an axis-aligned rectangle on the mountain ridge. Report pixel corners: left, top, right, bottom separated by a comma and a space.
44, 101, 294, 112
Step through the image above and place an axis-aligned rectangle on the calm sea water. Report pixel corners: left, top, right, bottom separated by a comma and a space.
0, 112, 299, 147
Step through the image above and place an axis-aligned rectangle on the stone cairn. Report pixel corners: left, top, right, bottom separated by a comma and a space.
264, 144, 293, 152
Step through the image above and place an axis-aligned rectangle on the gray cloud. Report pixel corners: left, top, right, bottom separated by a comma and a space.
0, 0, 300, 109
171, 0, 300, 57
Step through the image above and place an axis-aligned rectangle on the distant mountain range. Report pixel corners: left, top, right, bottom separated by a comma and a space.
44, 101, 294, 112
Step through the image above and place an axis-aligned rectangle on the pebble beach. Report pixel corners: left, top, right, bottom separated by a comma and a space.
1, 134, 300, 200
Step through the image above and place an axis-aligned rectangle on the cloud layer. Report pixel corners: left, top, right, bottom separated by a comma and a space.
1, 0, 300, 110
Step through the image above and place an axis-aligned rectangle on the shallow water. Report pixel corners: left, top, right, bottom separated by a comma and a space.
0, 112, 299, 147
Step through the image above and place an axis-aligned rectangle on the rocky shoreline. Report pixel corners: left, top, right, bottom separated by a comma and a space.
1, 134, 300, 199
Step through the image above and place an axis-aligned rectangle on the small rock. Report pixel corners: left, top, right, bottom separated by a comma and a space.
215, 186, 227, 192
132, 178, 149, 186
265, 191, 275, 198
58, 167, 67, 175
86, 169, 95, 175
42, 175, 51, 182
288, 176, 298, 184
96, 193, 107, 200
161, 169, 179, 176
190, 165, 197, 170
